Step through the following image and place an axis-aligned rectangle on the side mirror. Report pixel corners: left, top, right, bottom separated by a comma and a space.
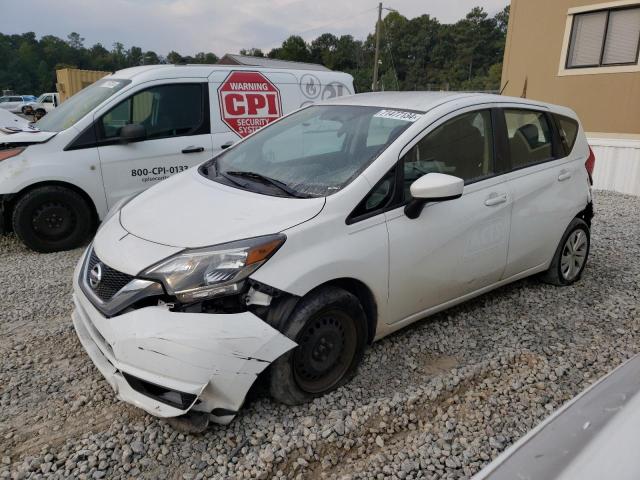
405, 173, 464, 219
120, 124, 146, 144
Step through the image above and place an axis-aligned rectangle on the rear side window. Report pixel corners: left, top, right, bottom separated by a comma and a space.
555, 115, 579, 155
100, 84, 205, 140
504, 109, 553, 169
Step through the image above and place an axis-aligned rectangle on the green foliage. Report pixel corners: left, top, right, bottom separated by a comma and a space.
265, 5, 510, 93
0, 5, 509, 94
0, 33, 218, 93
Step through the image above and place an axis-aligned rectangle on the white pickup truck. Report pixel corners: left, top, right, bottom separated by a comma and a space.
24, 93, 60, 118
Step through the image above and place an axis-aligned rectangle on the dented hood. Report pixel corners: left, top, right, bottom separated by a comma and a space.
120, 168, 325, 249
0, 129, 57, 145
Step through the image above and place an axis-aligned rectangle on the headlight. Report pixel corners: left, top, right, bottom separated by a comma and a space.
143, 234, 285, 303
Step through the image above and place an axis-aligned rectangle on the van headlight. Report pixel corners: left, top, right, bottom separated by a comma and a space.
143, 234, 285, 303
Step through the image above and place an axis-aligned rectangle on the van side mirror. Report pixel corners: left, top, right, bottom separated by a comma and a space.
405, 173, 464, 219
120, 124, 146, 144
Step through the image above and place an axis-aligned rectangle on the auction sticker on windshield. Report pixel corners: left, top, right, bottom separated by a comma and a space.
374, 110, 423, 122
218, 71, 283, 138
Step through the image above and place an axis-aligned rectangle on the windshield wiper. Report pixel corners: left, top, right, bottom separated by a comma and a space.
223, 171, 310, 198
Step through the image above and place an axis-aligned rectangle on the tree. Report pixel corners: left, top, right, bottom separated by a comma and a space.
239, 48, 264, 57
66, 32, 84, 49
274, 36, 310, 62
166, 50, 184, 64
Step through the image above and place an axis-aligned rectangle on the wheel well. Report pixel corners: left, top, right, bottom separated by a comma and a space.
2, 181, 99, 232
576, 202, 593, 228
316, 278, 378, 344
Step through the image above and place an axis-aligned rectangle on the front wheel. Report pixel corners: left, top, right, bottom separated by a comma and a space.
269, 286, 367, 405
12, 186, 93, 252
541, 217, 590, 286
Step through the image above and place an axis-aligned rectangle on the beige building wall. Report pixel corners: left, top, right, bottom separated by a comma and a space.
501, 0, 640, 135
56, 68, 110, 102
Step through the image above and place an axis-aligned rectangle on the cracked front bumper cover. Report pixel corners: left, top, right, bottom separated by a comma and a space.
72, 272, 296, 424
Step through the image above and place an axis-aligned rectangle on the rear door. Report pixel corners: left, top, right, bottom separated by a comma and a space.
385, 107, 512, 324
96, 81, 213, 207
500, 107, 586, 278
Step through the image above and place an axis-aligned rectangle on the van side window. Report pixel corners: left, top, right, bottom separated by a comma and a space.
100, 84, 204, 140
504, 109, 553, 169
401, 110, 494, 201
555, 115, 579, 155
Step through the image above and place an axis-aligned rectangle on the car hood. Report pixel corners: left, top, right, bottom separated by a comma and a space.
0, 127, 57, 145
120, 169, 326, 249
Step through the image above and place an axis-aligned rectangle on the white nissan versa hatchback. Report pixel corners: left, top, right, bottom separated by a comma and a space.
72, 92, 594, 430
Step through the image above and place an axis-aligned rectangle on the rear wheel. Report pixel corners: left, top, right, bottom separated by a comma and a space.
12, 186, 93, 252
269, 286, 367, 405
541, 218, 590, 286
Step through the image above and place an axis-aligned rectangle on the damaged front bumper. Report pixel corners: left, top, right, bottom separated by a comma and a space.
72, 274, 296, 425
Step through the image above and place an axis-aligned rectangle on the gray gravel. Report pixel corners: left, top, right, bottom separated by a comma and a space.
1, 190, 639, 479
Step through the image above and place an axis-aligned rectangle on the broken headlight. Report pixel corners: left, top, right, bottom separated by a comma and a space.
143, 234, 285, 303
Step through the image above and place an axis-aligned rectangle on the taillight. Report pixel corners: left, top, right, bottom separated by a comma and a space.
585, 146, 596, 185
0, 147, 25, 162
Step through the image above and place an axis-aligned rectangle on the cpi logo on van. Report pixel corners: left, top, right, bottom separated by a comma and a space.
218, 71, 282, 138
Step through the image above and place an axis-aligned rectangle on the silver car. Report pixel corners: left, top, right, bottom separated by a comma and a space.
0, 95, 37, 114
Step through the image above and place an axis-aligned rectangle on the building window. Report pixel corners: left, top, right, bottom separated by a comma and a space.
567, 6, 640, 68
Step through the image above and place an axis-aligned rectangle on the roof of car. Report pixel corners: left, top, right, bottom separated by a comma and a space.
322, 91, 556, 113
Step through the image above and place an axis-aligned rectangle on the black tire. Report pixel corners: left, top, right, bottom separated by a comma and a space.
269, 286, 367, 405
12, 186, 93, 253
541, 217, 590, 286
21, 106, 29, 114
34, 109, 46, 120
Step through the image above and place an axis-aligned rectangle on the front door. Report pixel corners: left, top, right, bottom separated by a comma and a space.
385, 108, 511, 324
96, 82, 213, 208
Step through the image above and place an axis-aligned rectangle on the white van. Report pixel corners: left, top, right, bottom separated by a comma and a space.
0, 65, 354, 252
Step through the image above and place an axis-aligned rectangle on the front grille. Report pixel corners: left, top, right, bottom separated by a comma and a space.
86, 250, 134, 302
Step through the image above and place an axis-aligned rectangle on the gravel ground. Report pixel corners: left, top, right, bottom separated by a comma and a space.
1, 190, 639, 480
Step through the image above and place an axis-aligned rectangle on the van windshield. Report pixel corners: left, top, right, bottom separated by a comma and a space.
202, 105, 421, 198
36, 79, 131, 132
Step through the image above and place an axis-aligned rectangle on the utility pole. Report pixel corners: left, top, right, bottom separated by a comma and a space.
372, 2, 382, 92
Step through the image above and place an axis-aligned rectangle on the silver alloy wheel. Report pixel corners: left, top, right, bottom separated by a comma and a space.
560, 229, 588, 281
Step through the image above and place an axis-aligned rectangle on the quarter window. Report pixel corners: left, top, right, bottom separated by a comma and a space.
100, 84, 204, 140
504, 110, 553, 169
401, 110, 494, 201
567, 7, 640, 68
555, 115, 580, 154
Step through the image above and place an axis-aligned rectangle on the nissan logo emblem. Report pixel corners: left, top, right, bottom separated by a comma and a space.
89, 263, 103, 289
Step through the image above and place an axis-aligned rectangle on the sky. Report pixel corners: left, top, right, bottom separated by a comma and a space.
1, 0, 509, 57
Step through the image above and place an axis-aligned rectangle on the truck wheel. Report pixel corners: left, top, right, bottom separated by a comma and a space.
21, 106, 29, 114
541, 217, 590, 286
12, 186, 93, 253
269, 286, 367, 405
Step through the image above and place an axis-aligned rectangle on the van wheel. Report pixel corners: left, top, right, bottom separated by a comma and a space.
12, 186, 93, 253
269, 286, 367, 405
541, 218, 590, 286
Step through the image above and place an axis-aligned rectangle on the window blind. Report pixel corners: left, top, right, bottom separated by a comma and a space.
603, 8, 640, 64
568, 11, 608, 67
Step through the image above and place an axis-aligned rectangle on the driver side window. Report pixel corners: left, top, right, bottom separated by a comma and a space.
401, 110, 494, 201
99, 83, 204, 140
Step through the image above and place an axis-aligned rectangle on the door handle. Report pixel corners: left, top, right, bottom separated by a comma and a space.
181, 146, 204, 154
484, 193, 508, 207
220, 141, 234, 150
558, 170, 572, 182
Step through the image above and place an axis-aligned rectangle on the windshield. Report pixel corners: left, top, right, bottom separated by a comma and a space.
203, 105, 421, 198
35, 94, 47, 103
36, 79, 131, 132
